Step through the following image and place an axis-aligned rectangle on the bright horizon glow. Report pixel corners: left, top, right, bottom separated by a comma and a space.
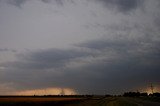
14, 87, 77, 96
0, 87, 77, 96
145, 86, 160, 94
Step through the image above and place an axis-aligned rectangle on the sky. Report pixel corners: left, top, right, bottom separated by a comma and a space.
0, 0, 160, 95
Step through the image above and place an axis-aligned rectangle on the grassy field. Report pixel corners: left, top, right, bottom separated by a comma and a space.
0, 96, 160, 106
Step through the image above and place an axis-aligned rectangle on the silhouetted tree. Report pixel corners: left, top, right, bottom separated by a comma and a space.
140, 93, 148, 96
123, 92, 140, 97
153, 92, 160, 97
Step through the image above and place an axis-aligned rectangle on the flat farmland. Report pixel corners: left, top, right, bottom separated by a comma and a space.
66, 97, 160, 106
0, 96, 160, 106
0, 97, 81, 102
0, 96, 84, 106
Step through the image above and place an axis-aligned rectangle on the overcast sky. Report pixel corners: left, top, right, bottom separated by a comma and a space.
0, 0, 160, 95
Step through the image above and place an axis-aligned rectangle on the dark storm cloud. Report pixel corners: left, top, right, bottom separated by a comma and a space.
96, 0, 144, 13
1, 37, 160, 94
6, 0, 27, 7
41, 0, 52, 3
25, 49, 87, 62
65, 61, 159, 94
0, 48, 91, 90
1, 48, 90, 70
0, 48, 16, 52
41, 0, 63, 5
0, 0, 70, 7
41, 0, 75, 6
0, 48, 10, 52
154, 15, 160, 31
77, 39, 138, 50
69, 39, 160, 93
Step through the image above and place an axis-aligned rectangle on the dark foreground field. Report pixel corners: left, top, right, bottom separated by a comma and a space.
0, 96, 160, 106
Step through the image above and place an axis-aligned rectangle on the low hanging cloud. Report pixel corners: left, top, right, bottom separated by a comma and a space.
0, 48, 17, 53
0, 36, 160, 94
0, 0, 28, 8
41, 0, 64, 5
0, 0, 74, 7
0, 0, 144, 13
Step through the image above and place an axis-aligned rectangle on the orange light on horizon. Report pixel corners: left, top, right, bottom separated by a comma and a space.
143, 85, 160, 94
14, 87, 77, 96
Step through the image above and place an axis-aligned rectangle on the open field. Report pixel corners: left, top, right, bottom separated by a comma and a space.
0, 96, 160, 106
0, 96, 84, 106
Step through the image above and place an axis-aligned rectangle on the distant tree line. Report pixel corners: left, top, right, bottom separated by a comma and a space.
123, 92, 160, 97
149, 92, 160, 97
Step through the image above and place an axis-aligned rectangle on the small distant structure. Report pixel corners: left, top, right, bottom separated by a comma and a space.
34, 90, 37, 96
150, 83, 154, 94
60, 89, 65, 95
123, 91, 148, 97
44, 89, 47, 96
